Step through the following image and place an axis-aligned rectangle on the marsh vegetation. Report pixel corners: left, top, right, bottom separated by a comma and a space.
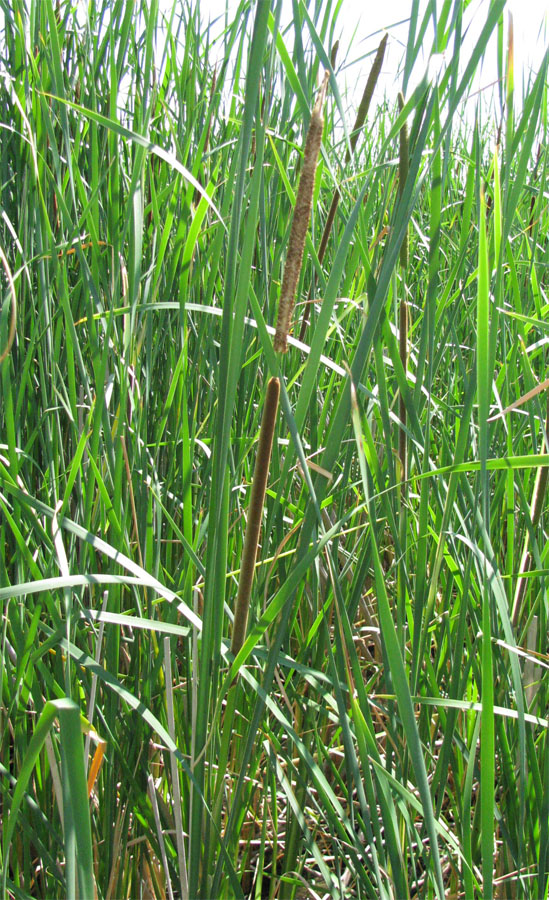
1, 0, 548, 897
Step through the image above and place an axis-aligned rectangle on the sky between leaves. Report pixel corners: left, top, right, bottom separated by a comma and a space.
197, 0, 548, 121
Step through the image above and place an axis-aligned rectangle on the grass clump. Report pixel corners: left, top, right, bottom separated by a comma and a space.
1, 1, 548, 898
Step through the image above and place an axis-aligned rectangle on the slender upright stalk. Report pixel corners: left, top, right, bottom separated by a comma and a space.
396, 91, 410, 652
398, 91, 409, 485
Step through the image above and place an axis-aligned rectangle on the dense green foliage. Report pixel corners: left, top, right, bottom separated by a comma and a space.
1, 0, 548, 897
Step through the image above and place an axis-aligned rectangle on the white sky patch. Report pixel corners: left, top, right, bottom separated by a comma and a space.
195, 0, 547, 121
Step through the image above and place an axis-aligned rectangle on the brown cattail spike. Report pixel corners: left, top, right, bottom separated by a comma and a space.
273, 72, 329, 353
231, 377, 280, 657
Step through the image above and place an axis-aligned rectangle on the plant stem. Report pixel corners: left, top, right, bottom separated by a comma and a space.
231, 376, 280, 657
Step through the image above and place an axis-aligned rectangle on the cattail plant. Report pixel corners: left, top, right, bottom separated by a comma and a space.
231, 376, 280, 656
3, 3, 548, 897
274, 71, 329, 352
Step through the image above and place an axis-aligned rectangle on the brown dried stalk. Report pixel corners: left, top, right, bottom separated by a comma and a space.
231, 376, 280, 657
273, 72, 329, 353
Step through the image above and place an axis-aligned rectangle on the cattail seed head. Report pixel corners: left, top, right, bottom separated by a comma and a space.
274, 71, 329, 353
